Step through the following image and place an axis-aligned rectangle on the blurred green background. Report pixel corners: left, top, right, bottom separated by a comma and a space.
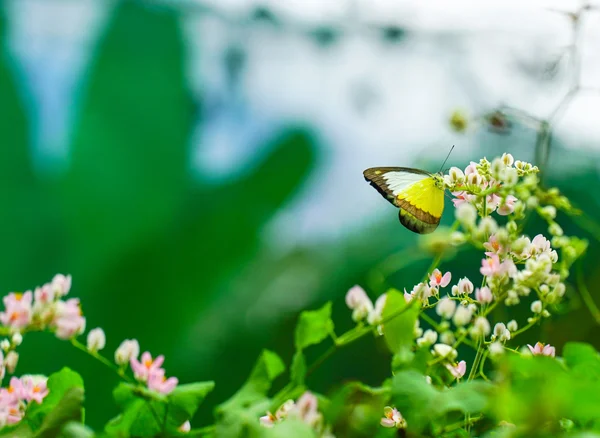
2, 0, 600, 431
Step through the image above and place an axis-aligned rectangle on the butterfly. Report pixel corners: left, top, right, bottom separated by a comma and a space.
363, 148, 453, 234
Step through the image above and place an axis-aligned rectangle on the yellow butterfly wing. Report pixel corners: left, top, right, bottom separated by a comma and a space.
363, 167, 445, 234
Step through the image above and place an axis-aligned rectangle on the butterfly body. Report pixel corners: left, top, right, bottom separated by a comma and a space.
363, 167, 445, 234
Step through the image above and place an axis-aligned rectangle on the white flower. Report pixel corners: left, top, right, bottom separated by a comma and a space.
0, 339, 9, 352
471, 317, 491, 338
448, 167, 465, 184
381, 406, 407, 429
489, 341, 504, 358
452, 305, 472, 327
478, 217, 498, 235
86, 328, 106, 353
367, 294, 387, 326
531, 300, 543, 314
417, 329, 438, 347
507, 320, 518, 332
502, 153, 514, 166
493, 323, 511, 342
456, 203, 477, 227
475, 287, 493, 304
457, 277, 474, 295
432, 343, 457, 360
345, 286, 374, 322
115, 339, 140, 366
436, 296, 456, 319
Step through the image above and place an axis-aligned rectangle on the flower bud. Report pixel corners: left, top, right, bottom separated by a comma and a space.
440, 331, 455, 345
489, 341, 504, 358
471, 316, 491, 338
478, 217, 498, 235
475, 287, 493, 304
432, 343, 457, 360
456, 203, 477, 227
436, 297, 456, 319
448, 167, 465, 184
115, 339, 140, 366
502, 153, 514, 166
11, 333, 22, 347
0, 340, 9, 352
531, 300, 543, 314
87, 328, 106, 353
5, 351, 18, 374
453, 305, 472, 326
548, 223, 563, 237
457, 278, 474, 295
507, 320, 518, 332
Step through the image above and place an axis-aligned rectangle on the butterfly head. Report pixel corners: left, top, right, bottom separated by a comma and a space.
432, 173, 445, 190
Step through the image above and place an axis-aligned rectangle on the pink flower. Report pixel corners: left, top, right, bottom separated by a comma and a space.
527, 342, 555, 357
429, 269, 451, 288
53, 299, 86, 340
34, 284, 54, 305
381, 406, 406, 428
451, 191, 476, 208
290, 392, 321, 428
498, 195, 518, 216
483, 234, 503, 257
531, 234, 551, 253
179, 421, 191, 433
131, 352, 165, 382
486, 194, 501, 213
445, 360, 467, 379
0, 292, 33, 330
480, 254, 503, 277
147, 369, 178, 394
19, 375, 49, 404
475, 287, 493, 304
464, 162, 478, 175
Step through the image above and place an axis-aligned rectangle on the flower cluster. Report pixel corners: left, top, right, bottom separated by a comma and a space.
260, 392, 334, 437
0, 274, 84, 340
345, 286, 387, 327
0, 375, 49, 428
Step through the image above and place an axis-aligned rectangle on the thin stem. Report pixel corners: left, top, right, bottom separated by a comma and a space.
71, 338, 134, 383
577, 264, 600, 324
467, 338, 484, 381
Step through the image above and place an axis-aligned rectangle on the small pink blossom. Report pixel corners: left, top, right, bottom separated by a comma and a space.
498, 195, 518, 216
53, 298, 86, 340
464, 162, 478, 175
531, 234, 551, 253
289, 392, 323, 429
404, 291, 414, 303
480, 254, 503, 277
179, 421, 191, 433
0, 292, 33, 330
259, 412, 276, 428
147, 369, 178, 394
527, 342, 555, 357
19, 375, 49, 404
451, 191, 476, 208
381, 406, 406, 428
486, 194, 501, 213
429, 269, 452, 288
483, 234, 503, 257
131, 352, 165, 382
475, 287, 493, 304
33, 284, 54, 305
445, 360, 467, 379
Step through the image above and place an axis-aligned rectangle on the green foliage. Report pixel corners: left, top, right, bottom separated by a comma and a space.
25, 368, 85, 432
391, 370, 492, 435
491, 342, 600, 436
105, 380, 214, 436
214, 350, 285, 436
294, 302, 335, 350
381, 290, 419, 368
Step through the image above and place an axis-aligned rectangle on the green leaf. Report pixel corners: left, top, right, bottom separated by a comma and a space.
563, 342, 600, 379
262, 419, 317, 437
290, 351, 307, 386
35, 387, 85, 438
216, 350, 285, 414
382, 290, 418, 357
105, 383, 164, 437
391, 370, 492, 434
294, 302, 334, 350
26, 368, 84, 431
57, 422, 95, 438
165, 381, 215, 430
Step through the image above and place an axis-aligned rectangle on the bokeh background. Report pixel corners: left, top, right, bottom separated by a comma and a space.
2, 0, 600, 431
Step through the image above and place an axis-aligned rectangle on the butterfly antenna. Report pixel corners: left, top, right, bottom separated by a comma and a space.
438, 145, 455, 174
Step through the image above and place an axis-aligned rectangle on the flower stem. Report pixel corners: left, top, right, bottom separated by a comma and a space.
577, 264, 600, 324
467, 338, 484, 381
70, 338, 134, 383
